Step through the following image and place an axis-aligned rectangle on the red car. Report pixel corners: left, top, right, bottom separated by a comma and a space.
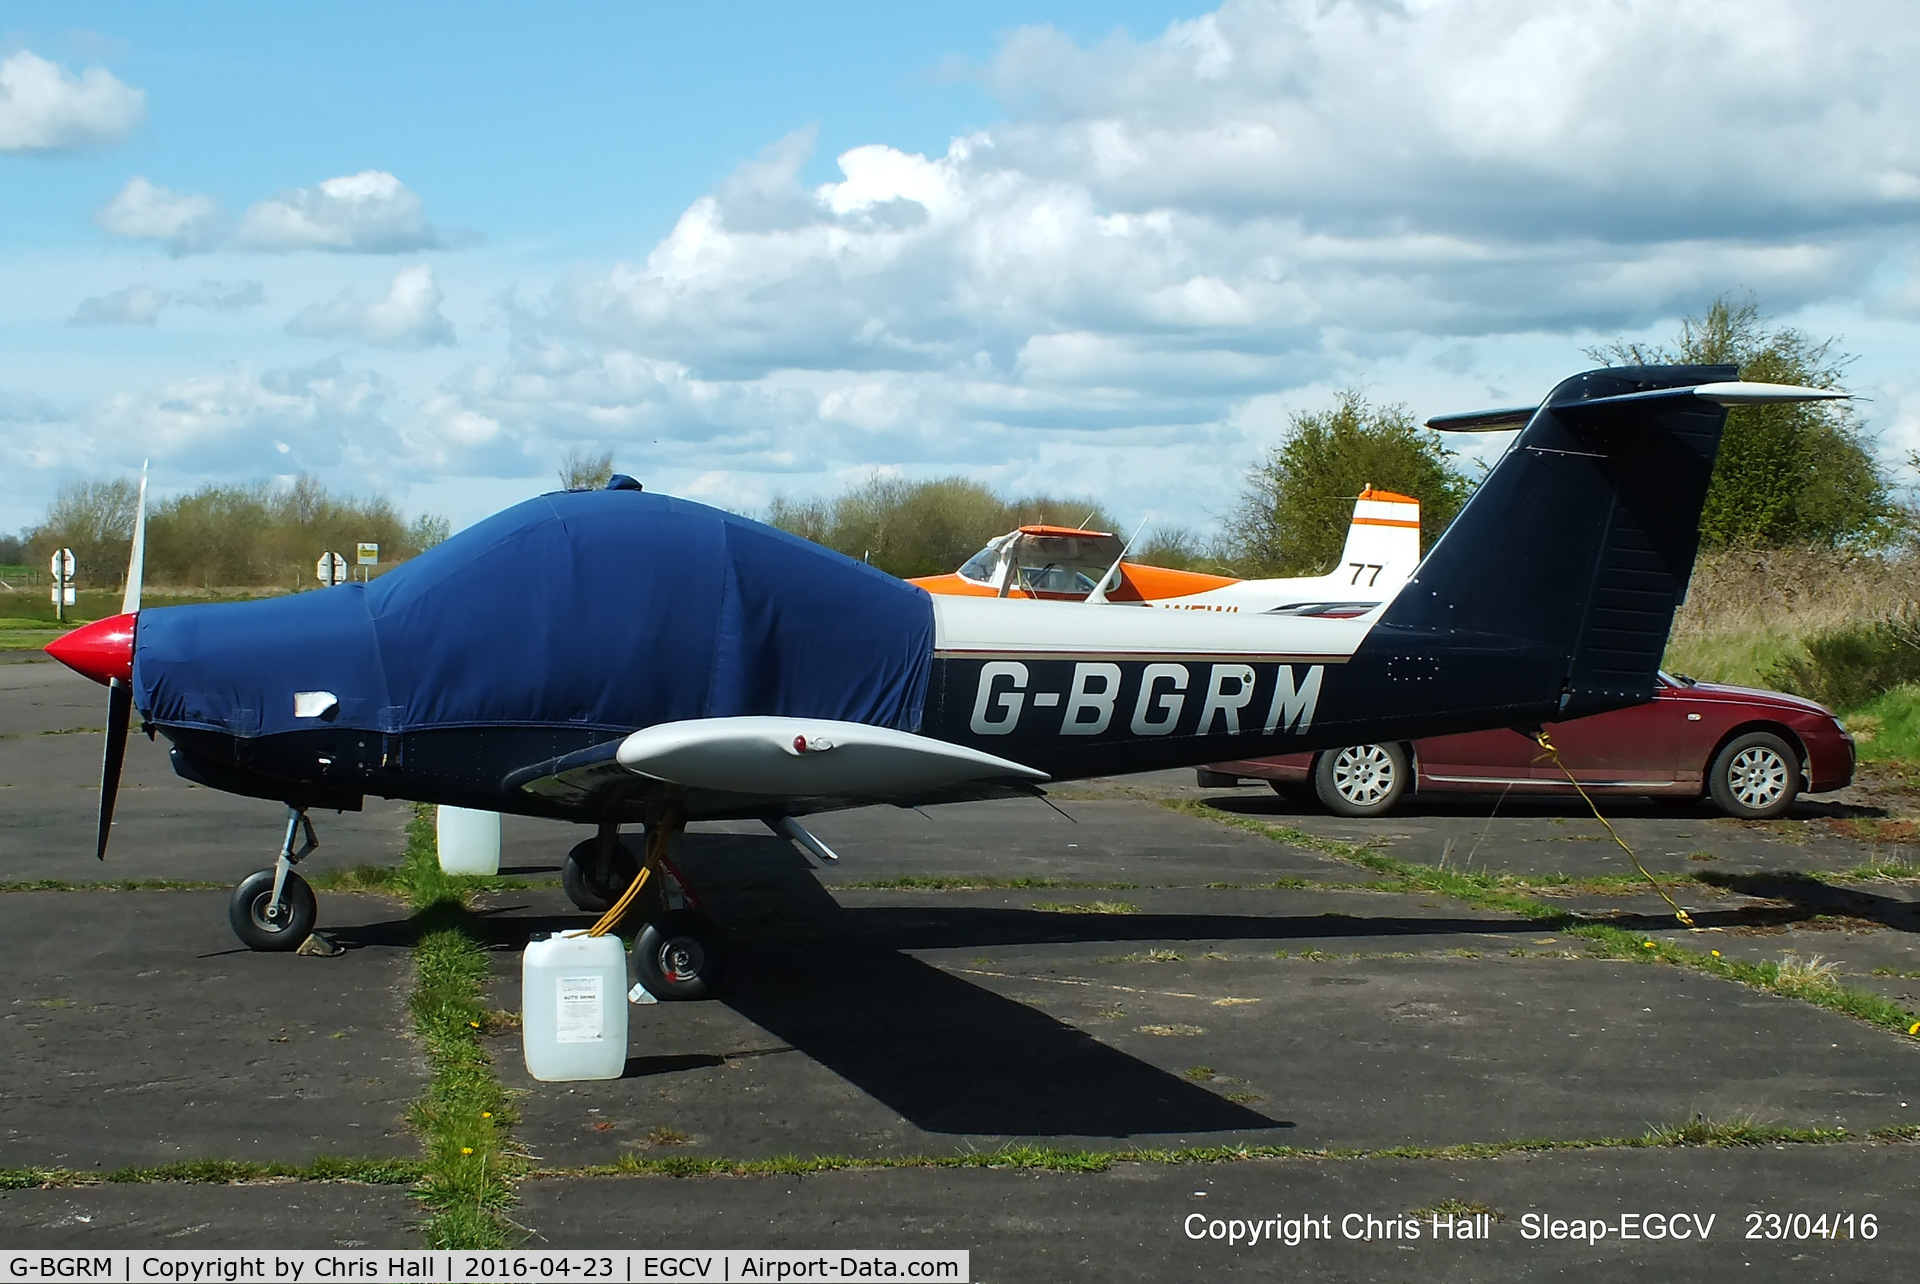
1202, 673, 1854, 820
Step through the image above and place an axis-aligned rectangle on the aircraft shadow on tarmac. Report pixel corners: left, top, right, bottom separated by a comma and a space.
309, 826, 1918, 1138
1199, 791, 1887, 824
477, 830, 1335, 1139
1689, 871, 1920, 933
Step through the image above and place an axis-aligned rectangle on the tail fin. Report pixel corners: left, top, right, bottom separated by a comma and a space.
1335, 488, 1422, 588
1346, 365, 1842, 734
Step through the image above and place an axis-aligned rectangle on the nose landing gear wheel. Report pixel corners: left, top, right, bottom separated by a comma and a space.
562, 836, 642, 912
228, 869, 317, 951
633, 909, 727, 1001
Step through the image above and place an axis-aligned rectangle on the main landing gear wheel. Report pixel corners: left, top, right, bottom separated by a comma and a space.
633, 910, 727, 1001
562, 835, 642, 912
228, 869, 317, 951
1313, 743, 1409, 817
1708, 731, 1802, 820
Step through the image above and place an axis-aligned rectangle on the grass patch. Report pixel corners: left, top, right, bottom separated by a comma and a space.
0, 878, 227, 893
0, 632, 63, 653
1031, 900, 1138, 915
1168, 799, 1920, 1041
393, 804, 523, 1248
12, 1114, 1877, 1193
1664, 627, 1810, 690
1842, 685, 1920, 764
1414, 1198, 1504, 1221
0, 1157, 422, 1191
836, 875, 1138, 891
308, 864, 413, 894
545, 1115, 1858, 1180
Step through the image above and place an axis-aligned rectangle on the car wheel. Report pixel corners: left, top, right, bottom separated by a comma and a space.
1312, 743, 1409, 817
1708, 731, 1802, 820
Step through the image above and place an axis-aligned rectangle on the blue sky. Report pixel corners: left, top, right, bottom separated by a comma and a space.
4, 0, 1919, 543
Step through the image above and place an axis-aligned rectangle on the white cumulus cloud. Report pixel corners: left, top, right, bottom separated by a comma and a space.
96, 171, 445, 256
238, 171, 441, 253
69, 280, 264, 326
23, 0, 1920, 534
0, 50, 144, 153
428, 0, 1915, 524
287, 264, 454, 348
69, 285, 167, 326
87, 358, 392, 475
95, 177, 225, 255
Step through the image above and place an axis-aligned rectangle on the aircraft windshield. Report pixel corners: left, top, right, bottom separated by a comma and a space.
958, 543, 1004, 584
952, 529, 1124, 595
1011, 533, 1123, 596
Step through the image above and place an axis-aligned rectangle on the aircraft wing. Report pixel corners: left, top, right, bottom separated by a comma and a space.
505, 716, 1049, 816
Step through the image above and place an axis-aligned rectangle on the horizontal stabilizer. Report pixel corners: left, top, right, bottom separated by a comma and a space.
1426, 381, 1846, 432
1423, 405, 1537, 432
512, 716, 1047, 806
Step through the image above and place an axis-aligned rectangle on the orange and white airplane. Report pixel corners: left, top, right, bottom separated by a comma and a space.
910, 489, 1423, 619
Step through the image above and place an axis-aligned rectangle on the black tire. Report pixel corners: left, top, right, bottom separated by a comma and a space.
1195, 768, 1241, 788
1708, 731, 1802, 820
562, 835, 642, 912
228, 869, 318, 951
633, 910, 727, 1001
1312, 743, 1409, 817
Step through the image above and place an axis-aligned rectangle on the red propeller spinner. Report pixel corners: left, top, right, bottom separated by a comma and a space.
45, 612, 137, 686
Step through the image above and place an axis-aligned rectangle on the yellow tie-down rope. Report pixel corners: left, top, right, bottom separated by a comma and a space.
1534, 729, 1694, 927
585, 816, 676, 938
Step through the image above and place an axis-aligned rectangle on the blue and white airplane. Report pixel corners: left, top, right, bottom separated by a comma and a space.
46, 364, 1840, 996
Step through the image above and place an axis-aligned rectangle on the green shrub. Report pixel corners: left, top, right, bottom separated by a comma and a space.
1765, 614, 1920, 711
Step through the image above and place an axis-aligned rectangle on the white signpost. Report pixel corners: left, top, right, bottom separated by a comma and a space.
49, 548, 75, 620
355, 542, 378, 583
316, 551, 347, 587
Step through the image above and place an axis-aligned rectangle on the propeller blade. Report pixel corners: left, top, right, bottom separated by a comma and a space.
121, 460, 148, 616
98, 677, 132, 860
98, 461, 147, 859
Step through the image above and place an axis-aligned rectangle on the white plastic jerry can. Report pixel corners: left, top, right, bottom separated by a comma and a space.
436, 805, 501, 876
522, 932, 629, 1081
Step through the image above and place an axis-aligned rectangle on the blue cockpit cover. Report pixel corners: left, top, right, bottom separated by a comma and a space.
133, 490, 935, 739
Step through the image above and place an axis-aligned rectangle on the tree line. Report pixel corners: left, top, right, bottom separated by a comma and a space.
11, 474, 449, 592
6, 297, 1895, 591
